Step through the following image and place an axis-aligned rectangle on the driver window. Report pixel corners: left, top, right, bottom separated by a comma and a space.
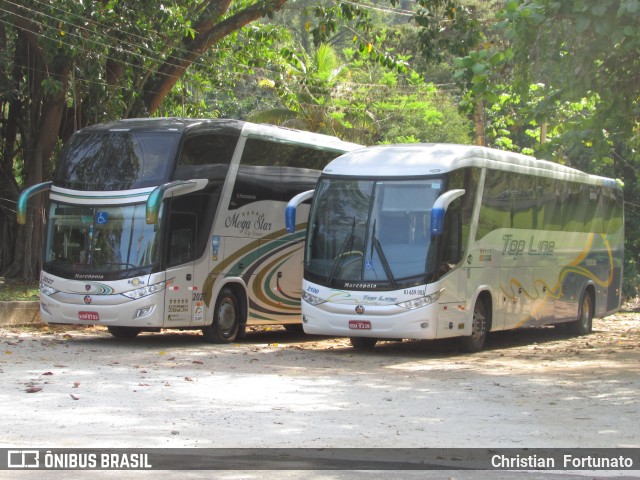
166, 212, 197, 267
439, 200, 463, 274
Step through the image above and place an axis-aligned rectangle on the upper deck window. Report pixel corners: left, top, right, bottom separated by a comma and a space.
54, 131, 179, 190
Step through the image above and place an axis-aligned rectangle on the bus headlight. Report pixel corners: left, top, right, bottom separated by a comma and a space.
397, 289, 442, 310
302, 291, 326, 306
122, 281, 165, 300
134, 305, 155, 318
40, 283, 58, 297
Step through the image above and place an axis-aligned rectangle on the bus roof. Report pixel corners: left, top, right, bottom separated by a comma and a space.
323, 143, 619, 187
75, 117, 361, 152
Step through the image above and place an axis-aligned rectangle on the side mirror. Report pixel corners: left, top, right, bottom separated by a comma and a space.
17, 181, 53, 225
430, 189, 465, 236
146, 179, 208, 224
285, 189, 315, 233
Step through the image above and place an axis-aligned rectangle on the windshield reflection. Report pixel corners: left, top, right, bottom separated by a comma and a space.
54, 131, 178, 190
45, 202, 160, 273
305, 178, 443, 288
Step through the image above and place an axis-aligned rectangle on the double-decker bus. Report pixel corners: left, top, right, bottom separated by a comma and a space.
17, 118, 360, 341
286, 144, 624, 351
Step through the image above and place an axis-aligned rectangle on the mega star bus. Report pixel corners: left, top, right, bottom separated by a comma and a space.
17, 118, 360, 341
286, 144, 624, 351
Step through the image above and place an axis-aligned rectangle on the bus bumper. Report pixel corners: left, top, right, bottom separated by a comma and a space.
301, 301, 440, 340
39, 291, 165, 328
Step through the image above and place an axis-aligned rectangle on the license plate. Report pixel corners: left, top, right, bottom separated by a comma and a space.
349, 320, 371, 330
78, 311, 99, 321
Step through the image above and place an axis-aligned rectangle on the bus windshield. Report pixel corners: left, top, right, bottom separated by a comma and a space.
45, 202, 160, 274
54, 131, 179, 190
305, 177, 443, 289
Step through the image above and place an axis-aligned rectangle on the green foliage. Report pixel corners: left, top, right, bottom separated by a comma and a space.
453, 0, 640, 296
0, 280, 39, 301
413, 0, 483, 62
248, 32, 472, 145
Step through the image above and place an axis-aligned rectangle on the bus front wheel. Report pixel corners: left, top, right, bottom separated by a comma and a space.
107, 326, 141, 338
568, 290, 593, 336
460, 299, 488, 353
203, 288, 240, 343
350, 337, 378, 350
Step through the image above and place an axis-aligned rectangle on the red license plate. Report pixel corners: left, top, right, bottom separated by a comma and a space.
349, 320, 371, 330
78, 311, 99, 321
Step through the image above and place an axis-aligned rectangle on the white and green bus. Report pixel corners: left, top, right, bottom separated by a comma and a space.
17, 118, 360, 341
286, 144, 624, 351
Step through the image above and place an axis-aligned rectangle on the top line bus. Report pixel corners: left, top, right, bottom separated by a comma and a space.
18, 118, 360, 341
286, 143, 624, 351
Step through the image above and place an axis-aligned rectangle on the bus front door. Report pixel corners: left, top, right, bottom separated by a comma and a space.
164, 212, 197, 327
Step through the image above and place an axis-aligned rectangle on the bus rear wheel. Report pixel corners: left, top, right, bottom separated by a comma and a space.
107, 326, 141, 338
568, 290, 593, 336
460, 299, 488, 353
349, 337, 378, 350
202, 288, 240, 343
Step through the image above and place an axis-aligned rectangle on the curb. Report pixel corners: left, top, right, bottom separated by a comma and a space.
0, 301, 42, 326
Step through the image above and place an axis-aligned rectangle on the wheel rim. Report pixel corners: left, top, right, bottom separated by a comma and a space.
580, 296, 592, 329
217, 298, 237, 337
471, 306, 486, 340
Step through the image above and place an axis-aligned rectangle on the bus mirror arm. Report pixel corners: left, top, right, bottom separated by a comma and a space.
430, 189, 465, 236
17, 181, 53, 225
146, 179, 208, 224
285, 190, 315, 233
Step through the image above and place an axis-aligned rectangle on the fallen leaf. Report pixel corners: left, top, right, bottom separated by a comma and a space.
26, 387, 42, 393
192, 360, 204, 365
70, 394, 80, 400
42, 372, 54, 376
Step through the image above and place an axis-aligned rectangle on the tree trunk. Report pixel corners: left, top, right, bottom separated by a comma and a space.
474, 99, 485, 146
0, 32, 28, 276
3, 27, 73, 280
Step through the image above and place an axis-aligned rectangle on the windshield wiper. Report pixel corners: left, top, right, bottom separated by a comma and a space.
327, 217, 356, 286
371, 233, 397, 289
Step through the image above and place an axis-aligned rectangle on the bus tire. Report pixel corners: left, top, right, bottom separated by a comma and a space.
350, 337, 377, 350
202, 288, 240, 343
107, 326, 141, 338
568, 290, 593, 336
460, 299, 488, 353
283, 324, 304, 333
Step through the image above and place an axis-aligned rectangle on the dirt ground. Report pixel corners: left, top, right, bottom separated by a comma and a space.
1, 310, 639, 457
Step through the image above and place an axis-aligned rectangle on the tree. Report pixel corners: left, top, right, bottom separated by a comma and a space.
454, 0, 640, 295
0, 0, 288, 280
